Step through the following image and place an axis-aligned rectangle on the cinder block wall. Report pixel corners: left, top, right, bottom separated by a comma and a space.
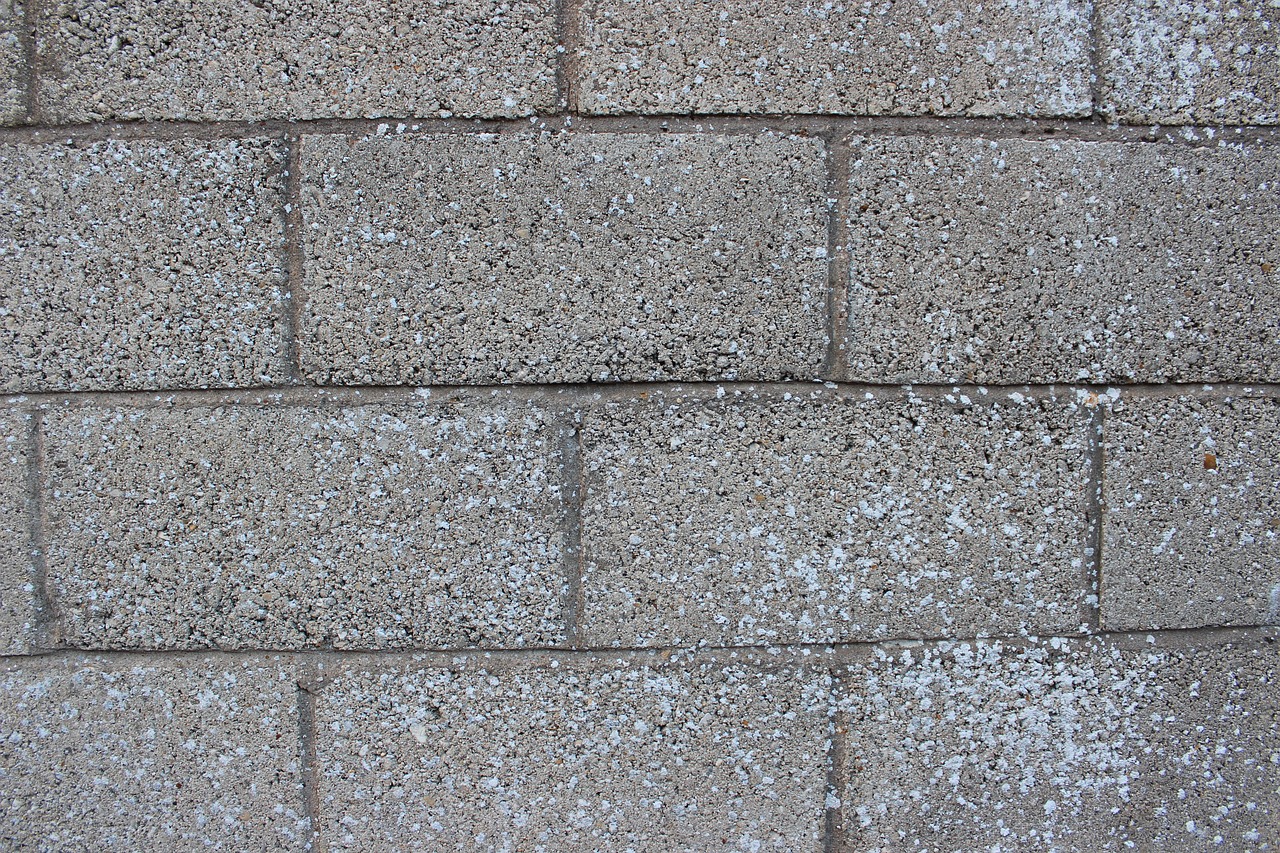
1, 1, 1277, 850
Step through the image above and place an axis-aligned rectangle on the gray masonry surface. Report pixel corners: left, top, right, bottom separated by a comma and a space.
581, 386, 1093, 647
298, 131, 829, 385
314, 649, 832, 851
0, 138, 289, 392
1102, 391, 1280, 631
838, 635, 1278, 851
575, 0, 1093, 117
0, 654, 306, 849
40, 391, 567, 650
1, 1, 1278, 849
1099, 0, 1280, 125
844, 135, 1280, 384
35, 0, 558, 122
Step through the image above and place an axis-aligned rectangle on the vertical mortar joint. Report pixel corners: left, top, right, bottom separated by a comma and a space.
281, 133, 306, 385
25, 405, 59, 650
820, 131, 851, 383
558, 410, 585, 647
296, 667, 325, 853
1085, 399, 1106, 633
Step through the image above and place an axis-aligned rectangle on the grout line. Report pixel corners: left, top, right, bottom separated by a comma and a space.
0, 113, 1276, 145
558, 412, 585, 647
820, 131, 852, 382
281, 134, 305, 385
821, 670, 847, 853
556, 0, 583, 113
24, 407, 58, 650
1085, 402, 1106, 632
17, 0, 38, 123
296, 679, 325, 853
1088, 0, 1106, 122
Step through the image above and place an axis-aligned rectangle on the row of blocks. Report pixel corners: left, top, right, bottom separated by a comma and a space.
0, 635, 1274, 849
1, 385, 1276, 652
0, 0, 1277, 124
2, 130, 1278, 391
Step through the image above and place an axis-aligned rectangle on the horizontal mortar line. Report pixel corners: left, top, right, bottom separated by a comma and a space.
3, 625, 1273, 666
1, 112, 1277, 145
7, 379, 1280, 408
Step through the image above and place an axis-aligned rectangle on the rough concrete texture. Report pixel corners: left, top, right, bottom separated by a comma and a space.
838, 636, 1279, 851
0, 138, 288, 392
580, 387, 1092, 647
845, 136, 1280, 384
315, 650, 832, 851
0, 654, 306, 849
0, 0, 21, 124
1102, 393, 1280, 631
299, 131, 828, 385
35, 0, 557, 122
576, 0, 1092, 117
0, 403, 32, 652
41, 392, 566, 649
1100, 0, 1280, 125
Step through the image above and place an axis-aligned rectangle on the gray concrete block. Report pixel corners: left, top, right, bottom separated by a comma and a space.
41, 391, 567, 649
35, 0, 557, 122
837, 635, 1279, 851
575, 0, 1092, 117
0, 0, 21, 124
0, 403, 33, 652
314, 650, 832, 851
0, 654, 306, 849
0, 138, 288, 392
299, 131, 828, 385
845, 136, 1280, 384
1101, 393, 1280, 630
580, 387, 1092, 647
1100, 0, 1280, 125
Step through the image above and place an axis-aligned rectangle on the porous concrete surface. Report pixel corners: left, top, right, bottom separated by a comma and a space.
1102, 393, 1280, 630
1100, 0, 1280, 125
40, 392, 566, 649
299, 131, 828, 385
35, 0, 557, 122
0, 403, 32, 652
0, 0, 21, 124
0, 654, 307, 849
844, 136, 1280, 384
838, 636, 1279, 851
0, 138, 288, 392
580, 387, 1092, 647
576, 0, 1092, 117
315, 650, 832, 851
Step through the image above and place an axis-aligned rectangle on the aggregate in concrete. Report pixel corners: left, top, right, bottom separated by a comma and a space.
40, 392, 567, 649
314, 650, 832, 851
837, 635, 1279, 851
0, 138, 288, 392
1102, 393, 1280, 630
1099, 0, 1280, 125
298, 131, 829, 385
580, 387, 1092, 647
35, 0, 557, 122
0, 654, 307, 849
0, 0, 21, 124
844, 136, 1280, 384
0, 403, 32, 652
575, 0, 1092, 117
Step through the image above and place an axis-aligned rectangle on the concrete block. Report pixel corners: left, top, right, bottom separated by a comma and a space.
845, 136, 1280, 384
0, 654, 306, 849
35, 0, 557, 122
575, 0, 1092, 117
580, 387, 1092, 647
837, 635, 1279, 851
0, 138, 288, 392
0, 403, 33, 652
315, 650, 832, 851
1100, 0, 1280, 125
41, 391, 567, 649
1101, 393, 1280, 630
0, 0, 21, 124
299, 131, 828, 385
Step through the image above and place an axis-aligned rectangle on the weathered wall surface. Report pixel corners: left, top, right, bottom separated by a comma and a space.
1, 1, 1277, 850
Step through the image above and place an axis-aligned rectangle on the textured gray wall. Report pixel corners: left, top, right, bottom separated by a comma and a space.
0, 0, 1277, 850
